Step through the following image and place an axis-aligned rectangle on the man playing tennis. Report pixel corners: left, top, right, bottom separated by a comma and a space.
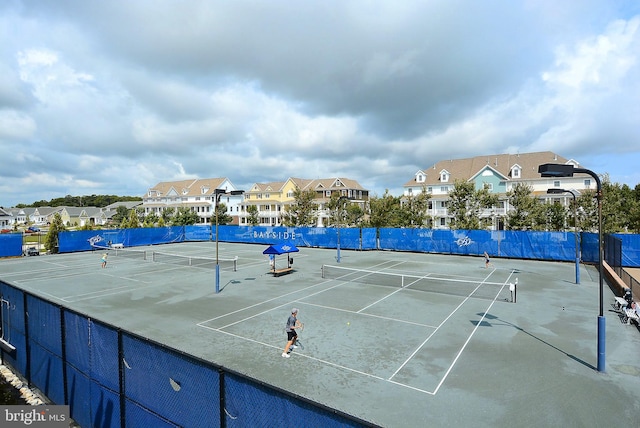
282, 308, 300, 358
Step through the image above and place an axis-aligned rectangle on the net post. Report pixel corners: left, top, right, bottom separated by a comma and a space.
321, 265, 325, 278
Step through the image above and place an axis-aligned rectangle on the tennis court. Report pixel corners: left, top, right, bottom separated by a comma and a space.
1, 242, 639, 427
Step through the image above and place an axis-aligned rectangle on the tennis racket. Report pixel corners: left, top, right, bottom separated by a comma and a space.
293, 321, 304, 350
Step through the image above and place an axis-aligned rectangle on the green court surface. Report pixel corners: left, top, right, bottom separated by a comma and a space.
1, 242, 639, 427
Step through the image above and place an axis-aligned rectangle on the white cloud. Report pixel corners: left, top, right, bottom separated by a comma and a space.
0, 1, 639, 206
0, 110, 36, 140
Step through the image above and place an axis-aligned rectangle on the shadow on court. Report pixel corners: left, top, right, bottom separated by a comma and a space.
473, 312, 595, 371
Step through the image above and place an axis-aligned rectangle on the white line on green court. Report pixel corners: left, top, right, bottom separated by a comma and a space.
301, 301, 438, 328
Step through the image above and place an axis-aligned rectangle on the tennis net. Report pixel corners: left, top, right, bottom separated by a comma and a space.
321, 264, 511, 301
92, 245, 147, 260
151, 251, 237, 271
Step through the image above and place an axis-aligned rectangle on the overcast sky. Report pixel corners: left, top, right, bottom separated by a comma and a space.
1, 1, 639, 207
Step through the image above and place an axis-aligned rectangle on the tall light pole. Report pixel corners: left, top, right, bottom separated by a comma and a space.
213, 189, 244, 293
547, 188, 580, 284
539, 164, 604, 372
336, 196, 349, 263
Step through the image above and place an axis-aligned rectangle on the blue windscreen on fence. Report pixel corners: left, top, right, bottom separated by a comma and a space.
613, 234, 640, 267
27, 295, 66, 405
53, 226, 640, 266
0, 279, 372, 427
122, 333, 221, 427
64, 312, 121, 428
0, 233, 22, 257
224, 372, 366, 427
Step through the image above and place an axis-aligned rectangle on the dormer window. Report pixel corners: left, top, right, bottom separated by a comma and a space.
511, 164, 522, 179
201, 186, 210, 195
416, 173, 425, 183
440, 170, 450, 182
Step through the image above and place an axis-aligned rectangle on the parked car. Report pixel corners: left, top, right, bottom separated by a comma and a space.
25, 247, 40, 256
26, 226, 41, 233
1, 228, 11, 233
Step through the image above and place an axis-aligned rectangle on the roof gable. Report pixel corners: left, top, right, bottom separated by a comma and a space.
407, 151, 581, 186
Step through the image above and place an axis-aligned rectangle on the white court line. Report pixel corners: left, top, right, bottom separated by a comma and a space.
197, 261, 508, 396
391, 269, 516, 396
195, 258, 440, 396
199, 258, 402, 326
388, 268, 506, 381
198, 323, 395, 386
207, 279, 353, 330
62, 276, 148, 299
301, 301, 437, 328
431, 290, 506, 395
64, 281, 173, 302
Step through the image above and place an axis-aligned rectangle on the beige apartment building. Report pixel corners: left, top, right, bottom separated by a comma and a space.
240, 177, 369, 227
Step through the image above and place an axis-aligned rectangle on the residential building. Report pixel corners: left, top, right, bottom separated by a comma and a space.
58, 207, 110, 227
0, 207, 11, 227
241, 177, 369, 227
403, 151, 593, 230
142, 178, 243, 225
101, 201, 143, 226
30, 207, 64, 225
6, 208, 27, 225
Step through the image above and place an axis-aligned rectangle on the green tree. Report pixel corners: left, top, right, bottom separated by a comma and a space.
112, 205, 129, 226
576, 190, 598, 233
22, 194, 142, 208
628, 200, 640, 233
540, 202, 566, 231
215, 203, 233, 225
161, 207, 175, 224
44, 212, 66, 253
365, 190, 402, 228
143, 213, 159, 228
448, 180, 498, 230
344, 202, 365, 227
601, 177, 634, 233
505, 183, 539, 230
398, 189, 430, 228
325, 194, 350, 227
172, 207, 199, 226
282, 188, 317, 227
246, 205, 260, 225
125, 209, 141, 228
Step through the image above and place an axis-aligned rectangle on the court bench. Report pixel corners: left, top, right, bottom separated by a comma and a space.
272, 267, 293, 277
621, 308, 639, 325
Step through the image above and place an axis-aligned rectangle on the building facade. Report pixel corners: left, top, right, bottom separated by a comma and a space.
403, 151, 594, 230
240, 177, 369, 227
142, 178, 243, 225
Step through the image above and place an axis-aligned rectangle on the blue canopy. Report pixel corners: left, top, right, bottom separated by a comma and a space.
263, 243, 299, 255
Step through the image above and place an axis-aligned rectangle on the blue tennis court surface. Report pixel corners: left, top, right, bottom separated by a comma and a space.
1, 242, 639, 427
